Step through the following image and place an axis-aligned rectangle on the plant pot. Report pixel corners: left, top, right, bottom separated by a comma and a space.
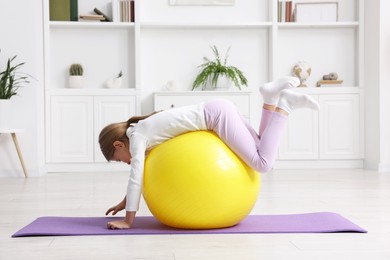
105, 77, 123, 88
69, 76, 84, 88
0, 99, 11, 129
213, 75, 233, 91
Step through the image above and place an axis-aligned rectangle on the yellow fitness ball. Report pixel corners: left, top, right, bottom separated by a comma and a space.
143, 131, 260, 229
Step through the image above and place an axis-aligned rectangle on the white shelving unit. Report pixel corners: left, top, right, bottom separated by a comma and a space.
43, 0, 364, 171
43, 0, 140, 172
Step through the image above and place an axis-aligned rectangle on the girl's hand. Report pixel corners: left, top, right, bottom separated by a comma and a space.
107, 220, 131, 229
105, 197, 126, 216
107, 212, 136, 230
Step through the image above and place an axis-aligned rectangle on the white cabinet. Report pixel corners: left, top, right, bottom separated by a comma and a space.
46, 91, 138, 171
154, 91, 251, 121
48, 96, 94, 163
279, 93, 361, 162
279, 105, 319, 160
319, 94, 361, 159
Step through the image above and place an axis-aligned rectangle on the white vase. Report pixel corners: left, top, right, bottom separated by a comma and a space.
0, 99, 11, 129
105, 77, 123, 88
69, 76, 84, 88
214, 75, 233, 91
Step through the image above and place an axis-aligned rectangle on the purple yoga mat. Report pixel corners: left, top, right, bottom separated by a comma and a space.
12, 212, 366, 237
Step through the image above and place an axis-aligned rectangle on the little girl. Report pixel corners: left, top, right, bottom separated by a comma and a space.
99, 77, 320, 229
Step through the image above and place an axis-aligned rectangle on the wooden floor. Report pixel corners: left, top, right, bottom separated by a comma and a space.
1, 169, 390, 259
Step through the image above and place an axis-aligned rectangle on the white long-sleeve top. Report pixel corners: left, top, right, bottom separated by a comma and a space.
125, 103, 207, 211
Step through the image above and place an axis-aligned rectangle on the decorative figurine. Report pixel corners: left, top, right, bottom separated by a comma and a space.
292, 61, 311, 87
322, 72, 338, 80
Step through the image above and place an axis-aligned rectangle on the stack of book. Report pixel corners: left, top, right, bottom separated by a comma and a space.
316, 80, 344, 87
278, 0, 293, 23
79, 14, 106, 22
112, 0, 135, 22
79, 8, 111, 22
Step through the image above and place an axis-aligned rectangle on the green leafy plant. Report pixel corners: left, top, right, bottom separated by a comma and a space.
69, 63, 83, 76
0, 51, 30, 99
117, 70, 123, 78
192, 45, 248, 90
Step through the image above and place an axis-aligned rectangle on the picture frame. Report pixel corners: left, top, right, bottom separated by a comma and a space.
294, 2, 339, 22
169, 0, 235, 6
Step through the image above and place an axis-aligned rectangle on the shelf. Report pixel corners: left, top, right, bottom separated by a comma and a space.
49, 21, 135, 29
294, 86, 361, 95
46, 88, 139, 96
139, 21, 359, 30
154, 90, 252, 95
277, 22, 359, 29
153, 88, 361, 96
140, 22, 272, 29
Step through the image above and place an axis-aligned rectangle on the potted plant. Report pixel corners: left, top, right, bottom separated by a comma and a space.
0, 51, 30, 128
192, 45, 248, 91
69, 63, 84, 88
105, 70, 123, 88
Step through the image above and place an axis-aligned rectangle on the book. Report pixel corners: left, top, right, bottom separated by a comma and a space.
112, 0, 119, 22
316, 80, 344, 87
130, 0, 135, 22
278, 1, 293, 23
112, 0, 135, 22
49, 0, 78, 21
70, 0, 78, 21
94, 8, 111, 22
79, 14, 105, 21
286, 1, 292, 22
50, 0, 70, 21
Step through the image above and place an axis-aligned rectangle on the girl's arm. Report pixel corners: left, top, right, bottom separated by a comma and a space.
125, 134, 148, 212
107, 134, 148, 230
105, 196, 126, 216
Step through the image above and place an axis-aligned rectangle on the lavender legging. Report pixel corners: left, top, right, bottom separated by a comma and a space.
204, 99, 287, 173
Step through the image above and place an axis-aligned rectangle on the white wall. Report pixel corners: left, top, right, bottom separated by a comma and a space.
378, 0, 390, 171
0, 0, 45, 177
364, 0, 390, 172
364, 0, 380, 169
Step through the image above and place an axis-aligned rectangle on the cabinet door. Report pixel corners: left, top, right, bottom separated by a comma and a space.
49, 96, 94, 163
278, 105, 319, 160
319, 94, 360, 159
94, 96, 137, 162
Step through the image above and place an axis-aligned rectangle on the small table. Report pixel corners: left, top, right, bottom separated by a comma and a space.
0, 129, 28, 178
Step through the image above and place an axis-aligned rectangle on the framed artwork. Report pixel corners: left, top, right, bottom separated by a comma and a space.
169, 0, 235, 6
295, 2, 338, 22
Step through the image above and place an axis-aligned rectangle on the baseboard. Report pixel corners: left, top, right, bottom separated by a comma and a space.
45, 160, 366, 174
378, 163, 390, 173
363, 161, 390, 173
45, 162, 129, 173
274, 159, 364, 169
0, 165, 48, 178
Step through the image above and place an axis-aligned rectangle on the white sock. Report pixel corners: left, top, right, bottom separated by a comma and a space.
259, 77, 300, 105
277, 89, 320, 114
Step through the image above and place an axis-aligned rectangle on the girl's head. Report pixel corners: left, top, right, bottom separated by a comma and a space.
99, 121, 129, 162
99, 111, 161, 163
